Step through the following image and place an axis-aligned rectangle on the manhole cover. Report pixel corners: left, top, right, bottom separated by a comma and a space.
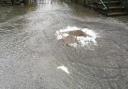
55, 26, 97, 47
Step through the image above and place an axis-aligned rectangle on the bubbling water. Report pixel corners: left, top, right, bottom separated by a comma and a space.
55, 26, 98, 48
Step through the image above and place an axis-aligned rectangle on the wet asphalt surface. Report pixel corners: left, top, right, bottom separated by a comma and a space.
0, 0, 128, 89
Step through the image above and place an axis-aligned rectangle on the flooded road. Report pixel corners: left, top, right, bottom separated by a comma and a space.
0, 0, 128, 89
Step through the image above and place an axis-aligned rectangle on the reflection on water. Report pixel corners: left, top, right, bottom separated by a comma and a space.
57, 65, 70, 74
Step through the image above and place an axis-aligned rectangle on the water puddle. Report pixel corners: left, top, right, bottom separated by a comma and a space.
55, 26, 97, 48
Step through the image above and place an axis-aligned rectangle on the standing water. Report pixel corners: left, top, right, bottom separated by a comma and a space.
0, 0, 128, 89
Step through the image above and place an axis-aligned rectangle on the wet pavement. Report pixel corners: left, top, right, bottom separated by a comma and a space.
0, 0, 128, 89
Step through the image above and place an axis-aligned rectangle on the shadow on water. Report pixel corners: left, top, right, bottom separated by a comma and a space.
0, 1, 38, 34
0, 0, 39, 23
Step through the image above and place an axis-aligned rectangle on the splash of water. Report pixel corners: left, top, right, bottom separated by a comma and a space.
55, 26, 98, 47
57, 65, 70, 74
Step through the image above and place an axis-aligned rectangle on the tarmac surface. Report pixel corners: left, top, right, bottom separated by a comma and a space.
0, 0, 128, 89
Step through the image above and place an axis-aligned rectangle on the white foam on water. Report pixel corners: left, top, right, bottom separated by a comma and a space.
57, 65, 70, 74
55, 26, 98, 48
59, 26, 80, 33
68, 43, 78, 48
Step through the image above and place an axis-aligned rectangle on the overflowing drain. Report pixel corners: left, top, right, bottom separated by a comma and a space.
55, 26, 97, 47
